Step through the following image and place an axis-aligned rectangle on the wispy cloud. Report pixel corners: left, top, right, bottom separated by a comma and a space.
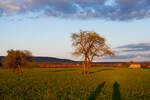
0, 0, 150, 21
117, 43, 150, 52
101, 42, 150, 62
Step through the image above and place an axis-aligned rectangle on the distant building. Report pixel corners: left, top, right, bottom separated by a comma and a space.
128, 64, 141, 68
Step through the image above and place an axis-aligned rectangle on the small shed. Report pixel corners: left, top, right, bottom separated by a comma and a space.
128, 64, 141, 68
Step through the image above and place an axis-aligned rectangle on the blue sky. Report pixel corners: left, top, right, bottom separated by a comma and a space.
0, 0, 150, 62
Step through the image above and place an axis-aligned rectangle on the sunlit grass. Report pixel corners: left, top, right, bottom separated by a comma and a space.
0, 67, 150, 100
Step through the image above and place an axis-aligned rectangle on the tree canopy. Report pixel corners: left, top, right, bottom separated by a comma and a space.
2, 49, 33, 74
71, 30, 114, 74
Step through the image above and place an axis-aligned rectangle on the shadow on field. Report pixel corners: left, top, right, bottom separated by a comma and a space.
90, 69, 113, 74
87, 82, 105, 100
50, 69, 79, 72
112, 82, 121, 100
0, 88, 1, 97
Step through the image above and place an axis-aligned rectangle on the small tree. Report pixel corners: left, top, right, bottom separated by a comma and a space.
2, 49, 33, 74
71, 30, 114, 74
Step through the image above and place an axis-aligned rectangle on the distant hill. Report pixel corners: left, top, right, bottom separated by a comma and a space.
1, 56, 150, 64
33, 56, 75, 63
0, 56, 75, 63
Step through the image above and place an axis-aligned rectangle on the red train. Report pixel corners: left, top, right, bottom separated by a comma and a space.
40, 64, 84, 68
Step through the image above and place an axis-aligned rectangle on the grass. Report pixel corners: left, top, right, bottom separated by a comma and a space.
0, 67, 150, 100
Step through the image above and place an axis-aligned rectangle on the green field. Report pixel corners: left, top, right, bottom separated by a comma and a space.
0, 67, 150, 100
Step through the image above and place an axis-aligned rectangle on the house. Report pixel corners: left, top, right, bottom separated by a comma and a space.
128, 64, 141, 68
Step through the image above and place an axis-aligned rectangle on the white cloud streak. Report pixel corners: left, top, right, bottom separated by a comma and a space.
101, 42, 150, 62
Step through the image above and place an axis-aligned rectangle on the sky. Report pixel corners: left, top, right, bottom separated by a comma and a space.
0, 0, 150, 62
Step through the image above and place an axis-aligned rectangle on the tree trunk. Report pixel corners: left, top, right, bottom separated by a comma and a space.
87, 61, 91, 73
82, 60, 86, 74
12, 66, 17, 74
18, 65, 23, 74
12, 67, 16, 73
82, 57, 87, 74
84, 60, 89, 74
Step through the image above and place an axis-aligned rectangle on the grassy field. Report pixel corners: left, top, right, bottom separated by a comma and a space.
0, 67, 150, 100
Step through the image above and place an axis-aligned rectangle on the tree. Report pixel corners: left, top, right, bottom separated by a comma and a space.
2, 49, 33, 74
71, 30, 114, 74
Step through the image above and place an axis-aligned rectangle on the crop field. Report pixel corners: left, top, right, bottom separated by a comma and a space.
0, 67, 150, 100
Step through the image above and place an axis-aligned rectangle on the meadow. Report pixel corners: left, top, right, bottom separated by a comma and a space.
0, 67, 150, 100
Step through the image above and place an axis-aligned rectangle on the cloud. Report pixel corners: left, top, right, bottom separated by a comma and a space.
102, 42, 150, 62
117, 43, 150, 52
0, 0, 150, 20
